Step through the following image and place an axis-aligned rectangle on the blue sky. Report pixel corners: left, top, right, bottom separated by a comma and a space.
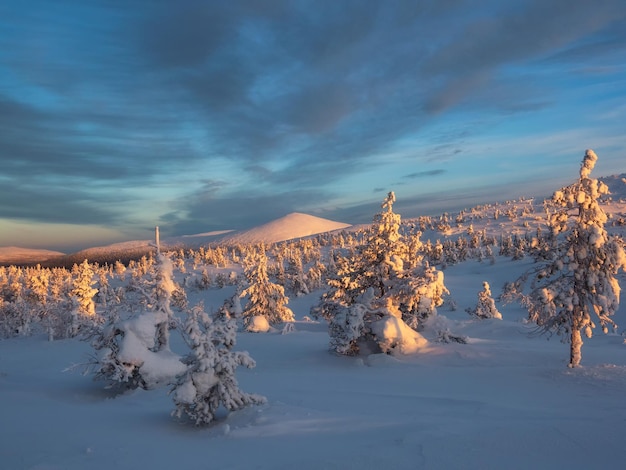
1, 0, 625, 252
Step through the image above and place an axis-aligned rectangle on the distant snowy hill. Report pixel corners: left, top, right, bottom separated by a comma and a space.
0, 247, 65, 266
163, 213, 350, 248
218, 212, 351, 245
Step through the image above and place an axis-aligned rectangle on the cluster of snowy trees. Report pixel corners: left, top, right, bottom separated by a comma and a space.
1, 149, 624, 423
0, 260, 102, 340
88, 249, 266, 425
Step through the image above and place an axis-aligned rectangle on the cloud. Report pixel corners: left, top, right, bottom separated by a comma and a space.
403, 170, 446, 179
424, 0, 625, 76
1, 0, 626, 248
165, 184, 336, 235
0, 178, 121, 225
421, 0, 626, 112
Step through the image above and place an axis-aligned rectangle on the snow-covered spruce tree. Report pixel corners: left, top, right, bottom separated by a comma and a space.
240, 246, 294, 332
317, 191, 447, 355
89, 250, 185, 389
67, 260, 99, 337
286, 253, 310, 297
1, 300, 33, 339
504, 150, 626, 367
466, 281, 502, 320
71, 260, 98, 317
171, 303, 266, 425
316, 191, 406, 319
396, 261, 449, 329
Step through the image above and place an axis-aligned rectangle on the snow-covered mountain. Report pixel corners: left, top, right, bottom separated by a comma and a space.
217, 212, 351, 245
0, 246, 65, 265
164, 213, 351, 248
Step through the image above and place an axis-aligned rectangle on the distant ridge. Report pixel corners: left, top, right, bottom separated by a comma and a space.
0, 212, 352, 267
2, 176, 622, 267
0, 247, 65, 266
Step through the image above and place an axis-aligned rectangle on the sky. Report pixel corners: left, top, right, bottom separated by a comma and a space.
1, 0, 625, 252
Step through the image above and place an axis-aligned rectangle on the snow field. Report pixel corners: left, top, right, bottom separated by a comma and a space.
1, 254, 625, 469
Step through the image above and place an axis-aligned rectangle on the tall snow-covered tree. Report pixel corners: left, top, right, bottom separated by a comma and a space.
171, 303, 266, 425
316, 191, 447, 355
317, 192, 406, 317
240, 247, 294, 332
71, 260, 98, 317
504, 150, 626, 367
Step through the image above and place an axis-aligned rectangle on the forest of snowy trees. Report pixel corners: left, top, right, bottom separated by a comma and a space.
0, 150, 625, 424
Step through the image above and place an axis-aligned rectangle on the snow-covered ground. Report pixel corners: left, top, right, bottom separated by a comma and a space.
1, 178, 625, 470
1, 253, 625, 470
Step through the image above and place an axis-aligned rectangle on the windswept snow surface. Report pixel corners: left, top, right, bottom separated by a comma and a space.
1, 255, 626, 469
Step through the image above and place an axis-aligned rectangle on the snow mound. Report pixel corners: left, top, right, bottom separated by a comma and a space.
221, 212, 351, 245
247, 315, 271, 333
371, 316, 429, 355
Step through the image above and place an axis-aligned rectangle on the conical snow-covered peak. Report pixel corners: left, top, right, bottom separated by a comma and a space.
221, 212, 351, 245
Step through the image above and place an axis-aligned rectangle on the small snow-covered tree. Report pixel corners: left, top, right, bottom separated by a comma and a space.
467, 281, 502, 320
89, 250, 186, 389
240, 247, 294, 331
171, 303, 266, 425
504, 150, 626, 367
328, 292, 369, 356
286, 254, 310, 297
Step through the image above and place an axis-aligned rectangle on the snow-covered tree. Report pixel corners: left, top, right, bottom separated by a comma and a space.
286, 253, 310, 297
71, 260, 98, 317
240, 247, 294, 331
467, 282, 502, 320
171, 303, 266, 425
504, 150, 626, 367
89, 250, 186, 389
317, 192, 407, 317
396, 262, 449, 329
66, 260, 99, 337
25, 265, 50, 307
317, 192, 446, 355
328, 289, 428, 356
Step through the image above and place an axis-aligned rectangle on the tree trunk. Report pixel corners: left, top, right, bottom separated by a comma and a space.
569, 323, 583, 368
